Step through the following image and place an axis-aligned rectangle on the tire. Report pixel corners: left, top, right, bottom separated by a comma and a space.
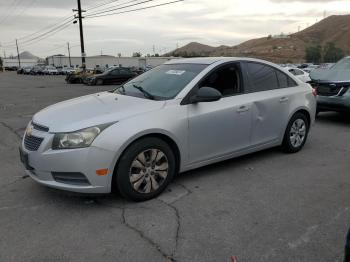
282, 112, 310, 153
96, 79, 103, 85
114, 137, 176, 201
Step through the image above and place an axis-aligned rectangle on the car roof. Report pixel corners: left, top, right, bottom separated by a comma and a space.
164, 57, 280, 66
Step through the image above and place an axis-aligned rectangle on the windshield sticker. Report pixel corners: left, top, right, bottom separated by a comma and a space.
166, 70, 186, 75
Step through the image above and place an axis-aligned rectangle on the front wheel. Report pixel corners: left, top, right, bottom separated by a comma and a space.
114, 137, 176, 201
282, 112, 309, 153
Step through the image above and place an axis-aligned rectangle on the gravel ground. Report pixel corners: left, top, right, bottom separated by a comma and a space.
0, 72, 349, 262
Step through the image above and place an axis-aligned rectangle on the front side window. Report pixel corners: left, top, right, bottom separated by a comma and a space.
198, 63, 242, 96
114, 64, 207, 100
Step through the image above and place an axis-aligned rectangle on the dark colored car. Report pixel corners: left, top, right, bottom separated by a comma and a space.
85, 67, 137, 85
310, 56, 350, 114
17, 67, 24, 74
30, 65, 44, 75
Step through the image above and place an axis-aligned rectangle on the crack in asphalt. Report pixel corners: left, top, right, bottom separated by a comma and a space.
157, 199, 181, 260
156, 183, 193, 260
0, 121, 22, 139
120, 205, 177, 262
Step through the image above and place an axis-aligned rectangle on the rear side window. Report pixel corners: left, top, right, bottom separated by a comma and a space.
245, 62, 279, 92
276, 70, 297, 88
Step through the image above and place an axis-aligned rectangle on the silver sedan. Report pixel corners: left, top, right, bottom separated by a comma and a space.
20, 57, 317, 201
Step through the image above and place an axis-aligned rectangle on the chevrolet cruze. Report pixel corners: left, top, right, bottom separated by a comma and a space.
20, 58, 316, 201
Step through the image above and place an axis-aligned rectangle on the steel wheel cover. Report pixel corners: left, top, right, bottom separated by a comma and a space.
129, 149, 169, 194
289, 118, 306, 148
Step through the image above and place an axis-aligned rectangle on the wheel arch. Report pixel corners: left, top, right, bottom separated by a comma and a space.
289, 108, 311, 126
281, 107, 311, 144
111, 131, 182, 192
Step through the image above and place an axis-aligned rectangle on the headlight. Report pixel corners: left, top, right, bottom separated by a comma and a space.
52, 123, 114, 150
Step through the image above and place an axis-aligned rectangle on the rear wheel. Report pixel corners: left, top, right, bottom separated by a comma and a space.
114, 137, 176, 201
282, 112, 309, 153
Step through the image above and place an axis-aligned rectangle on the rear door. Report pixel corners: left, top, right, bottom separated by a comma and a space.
241, 62, 298, 146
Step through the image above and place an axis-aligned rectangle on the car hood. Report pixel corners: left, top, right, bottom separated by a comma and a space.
33, 92, 165, 132
310, 69, 350, 82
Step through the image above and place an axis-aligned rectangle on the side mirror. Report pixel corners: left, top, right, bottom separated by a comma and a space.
190, 87, 222, 103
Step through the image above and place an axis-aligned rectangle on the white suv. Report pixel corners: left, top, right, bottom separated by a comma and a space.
20, 58, 317, 201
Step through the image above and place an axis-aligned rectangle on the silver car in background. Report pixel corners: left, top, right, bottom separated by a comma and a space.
19, 57, 317, 201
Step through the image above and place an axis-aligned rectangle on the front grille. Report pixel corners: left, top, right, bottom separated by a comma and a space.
24, 135, 44, 151
317, 84, 342, 96
32, 122, 49, 132
51, 172, 90, 186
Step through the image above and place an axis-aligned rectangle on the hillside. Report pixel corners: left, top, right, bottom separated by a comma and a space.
170, 42, 216, 56
17, 51, 39, 59
167, 14, 350, 63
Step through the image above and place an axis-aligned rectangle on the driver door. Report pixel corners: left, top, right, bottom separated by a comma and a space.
186, 62, 252, 164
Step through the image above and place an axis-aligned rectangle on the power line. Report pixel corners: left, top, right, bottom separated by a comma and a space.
1, 15, 74, 46
86, 0, 157, 17
2, 20, 73, 49
86, 0, 141, 15
19, 21, 74, 47
86, 0, 184, 18
85, 0, 122, 11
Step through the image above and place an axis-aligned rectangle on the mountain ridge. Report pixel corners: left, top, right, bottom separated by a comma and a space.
167, 14, 350, 63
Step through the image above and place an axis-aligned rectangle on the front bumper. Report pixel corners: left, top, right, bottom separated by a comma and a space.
20, 128, 117, 194
317, 95, 350, 112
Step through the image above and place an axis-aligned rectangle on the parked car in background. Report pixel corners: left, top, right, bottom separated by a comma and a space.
62, 67, 76, 75
23, 66, 33, 75
56, 66, 64, 75
43, 65, 59, 75
310, 56, 350, 114
30, 65, 45, 75
65, 68, 100, 84
17, 67, 24, 74
318, 63, 335, 69
5, 66, 19, 71
284, 67, 311, 83
85, 67, 137, 85
20, 57, 316, 201
303, 65, 319, 74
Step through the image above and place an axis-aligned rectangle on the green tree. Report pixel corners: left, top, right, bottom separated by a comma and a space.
323, 42, 345, 63
305, 45, 322, 63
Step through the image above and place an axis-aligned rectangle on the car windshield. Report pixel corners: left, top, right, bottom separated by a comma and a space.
331, 57, 350, 70
113, 64, 207, 100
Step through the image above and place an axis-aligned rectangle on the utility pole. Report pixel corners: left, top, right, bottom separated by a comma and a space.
67, 42, 72, 67
74, 0, 86, 70
15, 39, 21, 68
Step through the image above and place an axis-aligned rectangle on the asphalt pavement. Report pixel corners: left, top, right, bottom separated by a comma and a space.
0, 72, 349, 262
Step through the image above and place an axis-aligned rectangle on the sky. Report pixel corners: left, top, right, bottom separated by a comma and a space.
0, 0, 349, 58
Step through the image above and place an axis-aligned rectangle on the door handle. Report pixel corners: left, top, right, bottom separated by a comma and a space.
237, 105, 249, 113
279, 97, 289, 103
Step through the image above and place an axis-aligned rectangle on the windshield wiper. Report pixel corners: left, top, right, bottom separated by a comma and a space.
132, 84, 155, 100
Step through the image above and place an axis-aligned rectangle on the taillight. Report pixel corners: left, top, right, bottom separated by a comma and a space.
312, 88, 317, 97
